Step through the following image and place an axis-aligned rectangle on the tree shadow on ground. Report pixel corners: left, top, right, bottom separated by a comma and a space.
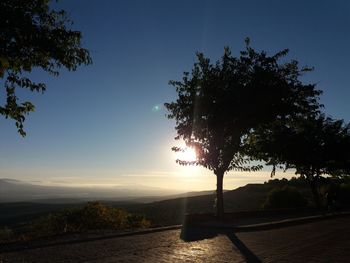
225, 232, 261, 263
181, 226, 261, 263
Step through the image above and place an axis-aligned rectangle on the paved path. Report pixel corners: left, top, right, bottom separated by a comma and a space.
1, 217, 349, 262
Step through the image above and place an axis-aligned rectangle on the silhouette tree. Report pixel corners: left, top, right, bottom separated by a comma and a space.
165, 38, 322, 218
0, 0, 91, 136
248, 115, 350, 208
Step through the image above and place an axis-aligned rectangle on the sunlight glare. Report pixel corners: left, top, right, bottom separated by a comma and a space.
178, 147, 197, 162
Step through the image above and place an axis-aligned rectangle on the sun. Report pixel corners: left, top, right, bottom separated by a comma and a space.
178, 147, 197, 162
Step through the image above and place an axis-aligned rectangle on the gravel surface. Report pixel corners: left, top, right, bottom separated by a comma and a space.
1, 217, 349, 263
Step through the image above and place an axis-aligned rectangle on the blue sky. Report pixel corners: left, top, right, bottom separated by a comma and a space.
1, 0, 350, 191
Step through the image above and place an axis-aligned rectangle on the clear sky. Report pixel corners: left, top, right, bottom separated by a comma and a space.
1, 0, 350, 191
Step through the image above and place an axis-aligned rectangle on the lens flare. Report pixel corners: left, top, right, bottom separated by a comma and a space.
152, 104, 161, 112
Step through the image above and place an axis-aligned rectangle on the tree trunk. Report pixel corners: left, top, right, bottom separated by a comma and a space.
216, 172, 224, 220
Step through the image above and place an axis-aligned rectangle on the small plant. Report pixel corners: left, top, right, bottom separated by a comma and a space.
263, 186, 308, 209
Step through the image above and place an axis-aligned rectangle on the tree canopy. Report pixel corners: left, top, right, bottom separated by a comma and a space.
247, 114, 350, 207
165, 38, 322, 217
0, 0, 91, 136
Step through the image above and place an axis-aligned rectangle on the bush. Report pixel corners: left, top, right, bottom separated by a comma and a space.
263, 186, 308, 209
0, 227, 14, 242
31, 202, 150, 237
339, 183, 350, 205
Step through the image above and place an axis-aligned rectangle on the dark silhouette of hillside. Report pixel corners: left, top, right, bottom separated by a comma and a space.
0, 182, 275, 227
123, 177, 350, 226
2, 178, 349, 229
122, 180, 314, 226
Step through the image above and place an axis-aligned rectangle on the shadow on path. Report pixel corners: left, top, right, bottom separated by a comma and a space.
181, 226, 261, 263
226, 232, 261, 263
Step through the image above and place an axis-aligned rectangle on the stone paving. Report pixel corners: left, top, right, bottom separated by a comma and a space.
0, 229, 245, 263
1, 217, 349, 262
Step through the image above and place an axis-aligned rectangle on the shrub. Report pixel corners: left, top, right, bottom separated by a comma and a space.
263, 186, 308, 209
339, 183, 350, 205
31, 202, 150, 237
0, 227, 14, 242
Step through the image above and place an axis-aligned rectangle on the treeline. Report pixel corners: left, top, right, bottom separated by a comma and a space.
263, 177, 350, 209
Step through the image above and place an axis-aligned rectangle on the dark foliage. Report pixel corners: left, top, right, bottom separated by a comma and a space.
263, 186, 308, 209
248, 114, 350, 207
338, 183, 350, 205
0, 0, 91, 135
165, 38, 322, 217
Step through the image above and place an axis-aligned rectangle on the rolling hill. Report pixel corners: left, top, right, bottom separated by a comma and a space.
0, 178, 316, 228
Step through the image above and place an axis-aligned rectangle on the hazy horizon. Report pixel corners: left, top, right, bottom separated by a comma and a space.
0, 168, 295, 192
0, 171, 295, 203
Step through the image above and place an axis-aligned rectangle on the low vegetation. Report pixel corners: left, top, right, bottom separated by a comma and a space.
1, 178, 349, 243
30, 202, 150, 237
0, 227, 14, 242
262, 186, 308, 209
339, 183, 350, 204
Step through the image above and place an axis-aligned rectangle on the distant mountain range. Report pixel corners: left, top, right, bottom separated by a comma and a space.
0, 178, 223, 226
0, 182, 290, 226
0, 178, 213, 203
0, 178, 317, 227
0, 178, 179, 203
0, 181, 271, 226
